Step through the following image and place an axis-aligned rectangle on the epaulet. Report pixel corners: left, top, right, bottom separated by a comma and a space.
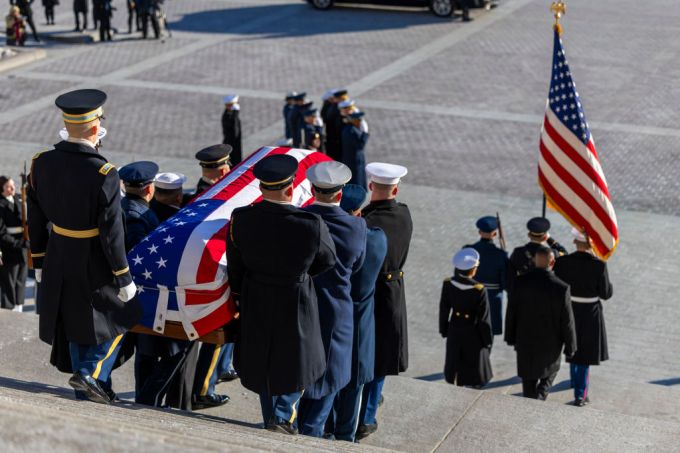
474, 283, 485, 291
99, 162, 115, 175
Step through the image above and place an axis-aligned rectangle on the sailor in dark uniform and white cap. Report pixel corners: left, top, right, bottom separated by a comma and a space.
439, 248, 493, 388
194, 144, 232, 196
27, 89, 140, 404
297, 162, 367, 438
151, 172, 186, 222
221, 95, 242, 165
508, 217, 567, 293
357, 162, 413, 440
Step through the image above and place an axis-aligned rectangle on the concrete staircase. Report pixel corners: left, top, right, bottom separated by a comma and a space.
1, 310, 679, 452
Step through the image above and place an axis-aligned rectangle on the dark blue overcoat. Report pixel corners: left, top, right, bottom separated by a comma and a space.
341, 125, 369, 189
467, 238, 509, 335
303, 204, 367, 399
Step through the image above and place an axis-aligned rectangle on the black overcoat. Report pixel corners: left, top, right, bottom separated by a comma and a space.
505, 268, 576, 379
27, 141, 140, 348
554, 252, 613, 365
363, 199, 413, 377
222, 109, 242, 165
0, 196, 27, 265
226, 200, 336, 395
439, 274, 493, 386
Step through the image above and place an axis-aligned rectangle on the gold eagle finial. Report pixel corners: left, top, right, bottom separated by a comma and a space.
551, 1, 567, 35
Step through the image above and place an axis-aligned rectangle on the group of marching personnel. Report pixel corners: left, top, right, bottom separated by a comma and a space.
13, 86, 614, 444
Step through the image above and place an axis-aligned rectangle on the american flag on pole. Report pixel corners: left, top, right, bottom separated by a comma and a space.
128, 147, 332, 339
539, 29, 619, 260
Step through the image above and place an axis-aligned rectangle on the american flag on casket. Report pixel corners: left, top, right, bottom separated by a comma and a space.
128, 147, 332, 340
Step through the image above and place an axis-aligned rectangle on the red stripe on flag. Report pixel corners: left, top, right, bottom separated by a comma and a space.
184, 281, 230, 306
191, 300, 235, 336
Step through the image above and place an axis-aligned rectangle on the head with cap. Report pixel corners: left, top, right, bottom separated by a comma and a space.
120, 161, 159, 201
339, 99, 356, 115
322, 89, 339, 103
223, 94, 239, 110
366, 162, 408, 202
292, 92, 307, 105
303, 108, 317, 124
476, 216, 498, 240
307, 132, 321, 151
154, 172, 186, 207
285, 91, 298, 105
533, 244, 555, 269
453, 248, 480, 277
340, 184, 368, 217
334, 89, 349, 102
571, 227, 592, 251
527, 217, 551, 243
56, 89, 107, 146
254, 154, 298, 203
306, 161, 352, 205
349, 110, 364, 127
196, 144, 232, 183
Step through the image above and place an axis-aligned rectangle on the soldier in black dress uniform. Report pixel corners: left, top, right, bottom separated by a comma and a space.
27, 89, 141, 404
554, 228, 613, 407
324, 89, 348, 161
221, 95, 242, 165
287, 93, 308, 148
0, 176, 28, 311
508, 217, 567, 293
193, 144, 232, 197
226, 154, 336, 434
357, 162, 413, 440
73, 0, 88, 31
283, 91, 297, 141
439, 248, 493, 388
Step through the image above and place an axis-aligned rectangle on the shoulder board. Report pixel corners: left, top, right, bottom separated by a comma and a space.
32, 149, 49, 160
99, 162, 115, 175
443, 277, 452, 283
474, 283, 485, 291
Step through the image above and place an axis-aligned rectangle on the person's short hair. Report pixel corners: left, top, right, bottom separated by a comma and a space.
154, 187, 182, 203
124, 184, 151, 197
0, 176, 10, 190
314, 190, 340, 203
534, 245, 554, 261
370, 181, 396, 192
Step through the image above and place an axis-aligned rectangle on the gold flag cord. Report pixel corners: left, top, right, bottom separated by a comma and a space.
551, 1, 566, 35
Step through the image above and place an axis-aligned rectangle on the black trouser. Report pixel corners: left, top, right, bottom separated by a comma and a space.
522, 371, 558, 400
456, 0, 471, 18
99, 16, 111, 41
142, 11, 159, 39
74, 11, 88, 30
0, 260, 27, 310
44, 6, 55, 24
23, 13, 40, 41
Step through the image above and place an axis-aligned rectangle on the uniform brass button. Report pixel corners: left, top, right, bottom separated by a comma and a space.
464, 314, 470, 319
400, 271, 404, 277
455, 312, 461, 317
387, 274, 392, 280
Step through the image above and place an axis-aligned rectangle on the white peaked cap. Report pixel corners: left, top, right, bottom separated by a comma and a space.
365, 162, 408, 185
154, 172, 187, 190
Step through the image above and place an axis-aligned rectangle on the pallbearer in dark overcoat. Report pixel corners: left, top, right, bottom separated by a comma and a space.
226, 154, 336, 435
221, 95, 242, 165
554, 228, 613, 407
439, 248, 493, 388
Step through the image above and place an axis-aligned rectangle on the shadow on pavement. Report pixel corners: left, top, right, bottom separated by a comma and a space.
649, 377, 680, 387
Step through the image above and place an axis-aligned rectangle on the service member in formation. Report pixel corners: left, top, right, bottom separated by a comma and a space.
193, 144, 232, 196
0, 176, 29, 311
505, 246, 576, 400
320, 88, 337, 136
466, 216, 509, 335
119, 161, 160, 250
297, 162, 367, 438
73, 0, 88, 31
328, 184, 387, 442
302, 108, 324, 151
283, 91, 297, 140
323, 89, 348, 161
27, 89, 140, 404
554, 228, 613, 407
357, 162, 413, 440
508, 217, 567, 292
439, 248, 493, 388
150, 172, 186, 222
288, 92, 308, 148
221, 95, 242, 165
341, 111, 369, 189
226, 154, 337, 434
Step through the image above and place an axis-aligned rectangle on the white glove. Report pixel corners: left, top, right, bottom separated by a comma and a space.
117, 281, 137, 302
34, 269, 42, 283
360, 119, 369, 133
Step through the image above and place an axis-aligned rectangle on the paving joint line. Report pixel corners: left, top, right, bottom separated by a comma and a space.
429, 391, 484, 453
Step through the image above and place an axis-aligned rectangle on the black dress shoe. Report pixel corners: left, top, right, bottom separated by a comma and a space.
266, 420, 298, 435
192, 393, 230, 410
68, 373, 111, 404
355, 423, 378, 440
463, 16, 474, 22
217, 370, 239, 383
105, 388, 120, 402
573, 398, 586, 407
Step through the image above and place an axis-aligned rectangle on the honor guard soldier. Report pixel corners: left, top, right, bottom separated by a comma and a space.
287, 92, 307, 148
320, 88, 338, 137
508, 217, 567, 292
283, 91, 298, 140
226, 154, 337, 434
554, 228, 613, 407
194, 144, 232, 196
466, 216, 509, 335
151, 172, 187, 222
323, 89, 348, 161
27, 89, 140, 404
505, 246, 576, 400
221, 95, 242, 165
341, 111, 369, 189
439, 248, 493, 388
0, 176, 29, 311
302, 108, 323, 151
119, 161, 160, 251
327, 184, 387, 442
357, 162, 413, 440
297, 162, 367, 438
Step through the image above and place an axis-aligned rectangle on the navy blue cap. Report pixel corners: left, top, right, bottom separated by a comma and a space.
303, 108, 317, 117
527, 217, 551, 235
196, 144, 232, 168
349, 111, 365, 120
476, 216, 498, 233
301, 101, 314, 110
254, 154, 298, 190
55, 89, 107, 124
119, 161, 159, 187
340, 184, 368, 212
333, 89, 348, 97
292, 92, 307, 101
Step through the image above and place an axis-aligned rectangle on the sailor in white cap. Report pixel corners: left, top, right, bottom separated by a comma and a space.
356, 162, 413, 440
151, 172, 187, 222
439, 248, 493, 389
222, 94, 242, 165
553, 227, 613, 407
298, 161, 367, 438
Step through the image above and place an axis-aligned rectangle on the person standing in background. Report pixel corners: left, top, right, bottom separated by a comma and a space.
0, 176, 29, 312
221, 95, 242, 165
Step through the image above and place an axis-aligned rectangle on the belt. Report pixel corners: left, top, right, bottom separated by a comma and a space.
479, 282, 501, 290
571, 296, 600, 303
52, 224, 100, 239
382, 270, 404, 282
6, 226, 24, 235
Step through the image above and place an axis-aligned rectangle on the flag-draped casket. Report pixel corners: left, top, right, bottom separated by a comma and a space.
128, 147, 332, 339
